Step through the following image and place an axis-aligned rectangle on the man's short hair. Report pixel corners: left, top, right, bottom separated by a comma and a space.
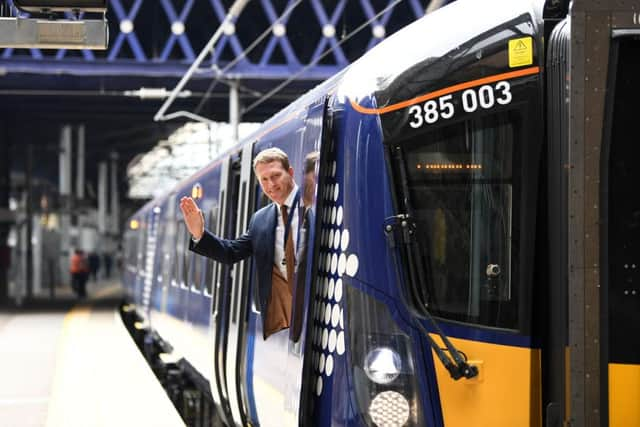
304, 151, 319, 175
253, 147, 290, 171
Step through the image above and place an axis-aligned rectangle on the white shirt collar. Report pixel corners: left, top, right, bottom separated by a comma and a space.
277, 184, 299, 211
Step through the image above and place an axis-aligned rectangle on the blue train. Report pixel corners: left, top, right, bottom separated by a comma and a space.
122, 0, 640, 425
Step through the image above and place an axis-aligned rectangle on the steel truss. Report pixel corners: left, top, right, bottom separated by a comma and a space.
0, 0, 431, 80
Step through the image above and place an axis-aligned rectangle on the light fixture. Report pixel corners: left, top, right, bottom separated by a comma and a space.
368, 391, 410, 427
364, 347, 402, 385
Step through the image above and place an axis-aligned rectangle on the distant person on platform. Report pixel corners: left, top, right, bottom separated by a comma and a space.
88, 251, 101, 282
70, 249, 89, 298
180, 147, 300, 339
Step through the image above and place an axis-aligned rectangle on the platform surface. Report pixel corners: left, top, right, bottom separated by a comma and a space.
0, 279, 184, 426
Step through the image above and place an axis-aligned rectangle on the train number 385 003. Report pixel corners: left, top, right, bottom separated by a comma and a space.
408, 80, 513, 128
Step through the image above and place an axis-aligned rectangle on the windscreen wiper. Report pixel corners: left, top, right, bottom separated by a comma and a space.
385, 214, 478, 380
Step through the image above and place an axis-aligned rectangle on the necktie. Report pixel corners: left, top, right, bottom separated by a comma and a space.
281, 204, 295, 289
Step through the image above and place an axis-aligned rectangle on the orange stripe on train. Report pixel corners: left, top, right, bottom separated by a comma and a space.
350, 66, 540, 115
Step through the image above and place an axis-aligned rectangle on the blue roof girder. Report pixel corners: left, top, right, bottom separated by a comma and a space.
0, 60, 344, 80
0, 0, 429, 81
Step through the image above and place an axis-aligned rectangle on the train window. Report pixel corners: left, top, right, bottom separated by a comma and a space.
393, 111, 519, 329
161, 216, 173, 288
203, 210, 216, 295
191, 244, 203, 292
606, 37, 640, 364
179, 222, 189, 288
173, 221, 184, 286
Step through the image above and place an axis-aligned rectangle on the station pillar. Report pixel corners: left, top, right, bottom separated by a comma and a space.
110, 151, 119, 235
0, 120, 11, 305
98, 161, 108, 236
59, 125, 72, 286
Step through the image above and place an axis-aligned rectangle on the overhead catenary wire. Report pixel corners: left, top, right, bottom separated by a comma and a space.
153, 0, 251, 124
242, 0, 405, 115
193, 0, 304, 116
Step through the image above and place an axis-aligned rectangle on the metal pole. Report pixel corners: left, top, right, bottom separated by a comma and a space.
110, 151, 119, 235
111, 151, 120, 235
154, 0, 251, 122
0, 119, 10, 305
98, 161, 107, 235
59, 125, 72, 289
25, 143, 32, 300
229, 80, 240, 145
76, 124, 85, 200
59, 125, 72, 198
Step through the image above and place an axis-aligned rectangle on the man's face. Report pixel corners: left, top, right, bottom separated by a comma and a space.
255, 160, 295, 205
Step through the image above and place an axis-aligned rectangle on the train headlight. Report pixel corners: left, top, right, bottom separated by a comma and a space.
369, 391, 410, 427
364, 347, 402, 384
345, 283, 423, 425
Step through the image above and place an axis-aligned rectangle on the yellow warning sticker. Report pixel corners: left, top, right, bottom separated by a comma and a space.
508, 37, 533, 68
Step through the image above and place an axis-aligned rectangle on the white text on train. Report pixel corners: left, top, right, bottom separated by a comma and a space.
408, 80, 513, 128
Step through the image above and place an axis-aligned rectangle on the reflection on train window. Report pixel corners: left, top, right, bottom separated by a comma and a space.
172, 221, 184, 286
399, 111, 518, 329
181, 222, 190, 288
192, 249, 203, 292
161, 213, 174, 288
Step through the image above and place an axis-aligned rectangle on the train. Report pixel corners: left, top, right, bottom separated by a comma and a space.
122, 0, 640, 425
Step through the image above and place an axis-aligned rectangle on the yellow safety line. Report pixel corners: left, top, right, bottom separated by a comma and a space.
45, 305, 92, 427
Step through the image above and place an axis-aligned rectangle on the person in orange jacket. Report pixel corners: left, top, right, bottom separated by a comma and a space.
70, 249, 89, 298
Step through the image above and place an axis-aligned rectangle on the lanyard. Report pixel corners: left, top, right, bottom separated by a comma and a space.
283, 190, 300, 247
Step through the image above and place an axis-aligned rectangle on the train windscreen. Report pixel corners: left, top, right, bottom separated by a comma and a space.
392, 111, 520, 329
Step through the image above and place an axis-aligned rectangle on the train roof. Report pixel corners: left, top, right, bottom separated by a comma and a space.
131, 0, 545, 217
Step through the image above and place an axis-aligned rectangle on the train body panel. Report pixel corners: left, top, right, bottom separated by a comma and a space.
121, 0, 640, 425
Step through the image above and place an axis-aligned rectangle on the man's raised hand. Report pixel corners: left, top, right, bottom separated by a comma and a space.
179, 196, 205, 240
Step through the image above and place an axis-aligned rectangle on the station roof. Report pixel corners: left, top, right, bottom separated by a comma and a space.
0, 0, 441, 206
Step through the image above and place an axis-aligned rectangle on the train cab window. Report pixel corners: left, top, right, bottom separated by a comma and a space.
391, 111, 520, 329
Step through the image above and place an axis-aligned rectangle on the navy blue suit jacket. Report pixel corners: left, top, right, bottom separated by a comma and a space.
189, 203, 277, 332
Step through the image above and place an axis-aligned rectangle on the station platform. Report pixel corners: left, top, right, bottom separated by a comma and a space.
0, 278, 185, 426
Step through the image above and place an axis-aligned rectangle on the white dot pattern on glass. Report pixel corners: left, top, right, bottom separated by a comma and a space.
346, 254, 359, 277
311, 149, 362, 400
326, 355, 334, 376
337, 331, 345, 355
328, 329, 337, 352
335, 279, 343, 302
331, 304, 340, 327
341, 229, 349, 252
333, 229, 341, 250
338, 253, 346, 277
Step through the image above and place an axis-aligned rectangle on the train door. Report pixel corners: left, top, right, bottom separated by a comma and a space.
603, 32, 640, 427
160, 194, 177, 314
209, 156, 236, 425
283, 99, 327, 426
244, 99, 327, 427
141, 205, 161, 316
222, 148, 254, 427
